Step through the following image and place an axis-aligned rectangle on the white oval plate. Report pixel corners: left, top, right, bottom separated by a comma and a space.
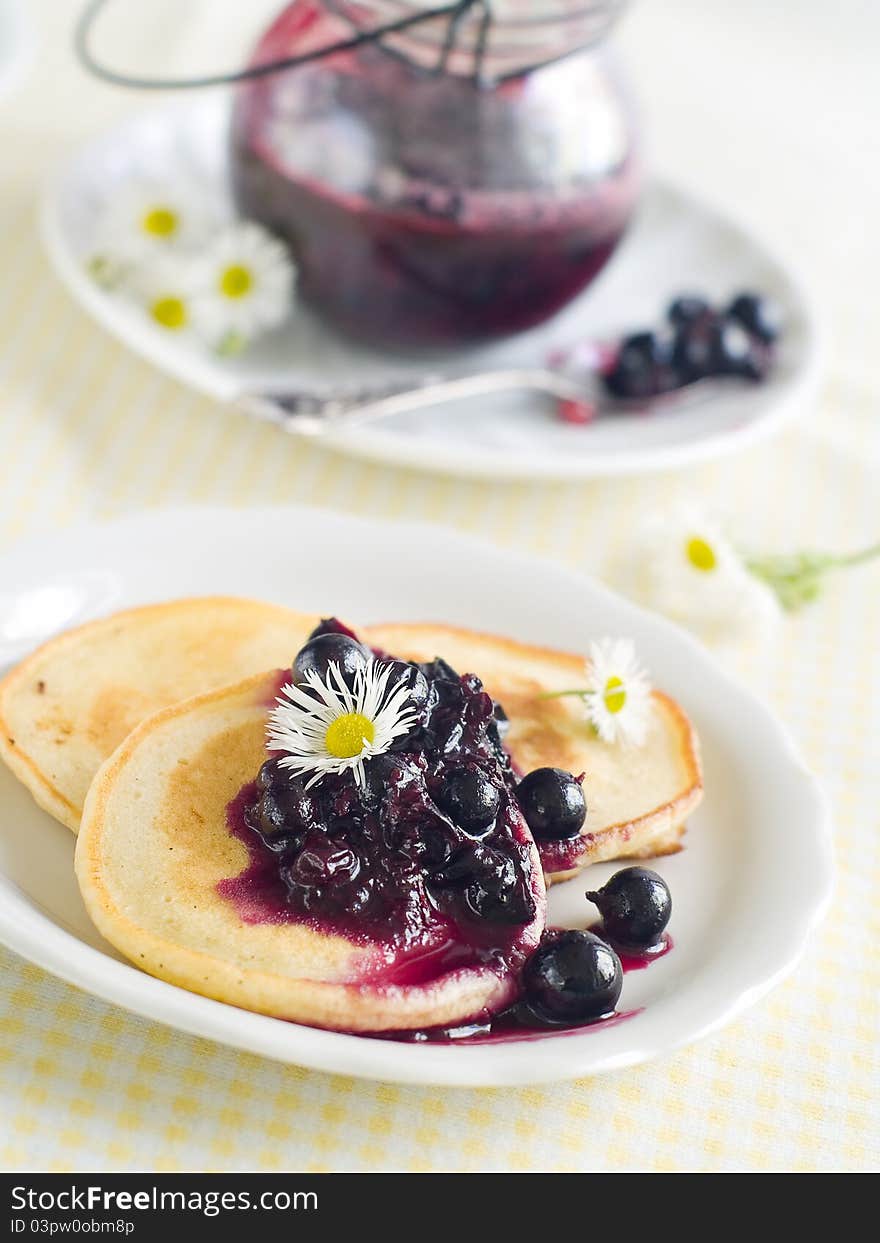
41, 97, 823, 480
0, 507, 832, 1085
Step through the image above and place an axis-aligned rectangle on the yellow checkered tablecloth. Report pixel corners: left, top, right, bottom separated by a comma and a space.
1, 1, 878, 1172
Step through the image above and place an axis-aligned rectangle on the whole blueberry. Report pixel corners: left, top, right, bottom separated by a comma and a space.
604, 331, 676, 401
306, 616, 360, 642
421, 657, 460, 684
360, 752, 406, 807
256, 757, 285, 793
250, 786, 293, 842
430, 843, 489, 887
292, 633, 369, 687
438, 764, 501, 835
586, 866, 672, 951
285, 835, 361, 888
461, 850, 533, 925
379, 659, 430, 713
523, 930, 622, 1024
463, 875, 532, 924
667, 294, 711, 327
427, 843, 533, 924
517, 768, 586, 841
400, 818, 459, 868
713, 318, 769, 380
671, 312, 722, 384
252, 767, 319, 843
727, 292, 782, 343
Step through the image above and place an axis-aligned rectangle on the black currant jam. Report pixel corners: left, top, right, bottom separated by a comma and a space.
382, 928, 670, 1043
219, 649, 544, 990
377, 934, 676, 1039
599, 930, 673, 972
534, 833, 594, 877
217, 623, 675, 1045
383, 1005, 641, 1045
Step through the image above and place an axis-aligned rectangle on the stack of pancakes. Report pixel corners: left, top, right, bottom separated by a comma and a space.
0, 598, 702, 1032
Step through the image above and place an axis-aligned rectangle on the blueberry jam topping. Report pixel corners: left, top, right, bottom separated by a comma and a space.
438, 765, 501, 837
221, 621, 678, 1043
586, 866, 672, 952
727, 292, 782, 344
234, 637, 537, 960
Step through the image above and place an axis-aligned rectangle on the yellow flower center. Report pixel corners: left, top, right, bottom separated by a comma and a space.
220, 264, 253, 299
686, 536, 717, 572
603, 675, 626, 714
142, 207, 178, 238
325, 712, 375, 759
150, 297, 187, 330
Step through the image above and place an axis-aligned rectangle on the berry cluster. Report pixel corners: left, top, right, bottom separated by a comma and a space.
243, 620, 675, 1032
603, 291, 781, 402
246, 621, 536, 938
523, 867, 673, 1024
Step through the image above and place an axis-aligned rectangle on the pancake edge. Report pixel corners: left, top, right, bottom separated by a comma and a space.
0, 596, 315, 835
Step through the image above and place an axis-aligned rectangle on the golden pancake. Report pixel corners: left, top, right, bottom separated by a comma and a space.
364, 623, 703, 881
1, 602, 702, 882
74, 672, 547, 1032
0, 598, 316, 832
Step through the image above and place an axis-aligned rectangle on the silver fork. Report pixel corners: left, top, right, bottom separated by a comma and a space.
235, 366, 744, 437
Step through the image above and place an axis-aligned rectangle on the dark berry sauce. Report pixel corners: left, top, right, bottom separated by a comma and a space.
380, 930, 670, 1043
219, 649, 544, 991
383, 1004, 642, 1045
600, 930, 673, 972
217, 621, 675, 1043
534, 833, 592, 876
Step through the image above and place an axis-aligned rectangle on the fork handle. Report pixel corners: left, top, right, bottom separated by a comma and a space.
238, 368, 588, 436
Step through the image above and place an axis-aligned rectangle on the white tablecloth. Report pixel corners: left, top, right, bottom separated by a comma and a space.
0, 0, 877, 1172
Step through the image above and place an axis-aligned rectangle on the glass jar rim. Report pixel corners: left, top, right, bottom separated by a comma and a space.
330, 0, 629, 78
362, 0, 626, 31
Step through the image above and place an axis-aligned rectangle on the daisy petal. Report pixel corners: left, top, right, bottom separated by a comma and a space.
266, 658, 419, 788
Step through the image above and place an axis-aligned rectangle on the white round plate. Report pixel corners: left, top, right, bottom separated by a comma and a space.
42, 97, 823, 480
0, 507, 832, 1085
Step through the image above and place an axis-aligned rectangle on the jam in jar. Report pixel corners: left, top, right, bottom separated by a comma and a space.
230, 1, 641, 347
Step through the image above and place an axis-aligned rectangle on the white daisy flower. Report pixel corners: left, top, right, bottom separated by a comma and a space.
582, 638, 653, 746
266, 661, 419, 789
92, 177, 219, 277
188, 222, 296, 354
130, 257, 199, 338
631, 505, 781, 643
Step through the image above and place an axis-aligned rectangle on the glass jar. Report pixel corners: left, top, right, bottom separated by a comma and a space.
230, 1, 641, 348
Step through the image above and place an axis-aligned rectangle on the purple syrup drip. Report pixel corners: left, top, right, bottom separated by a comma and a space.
377, 929, 671, 1043
385, 1005, 644, 1045
535, 833, 593, 875
217, 781, 292, 925
606, 931, 674, 972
